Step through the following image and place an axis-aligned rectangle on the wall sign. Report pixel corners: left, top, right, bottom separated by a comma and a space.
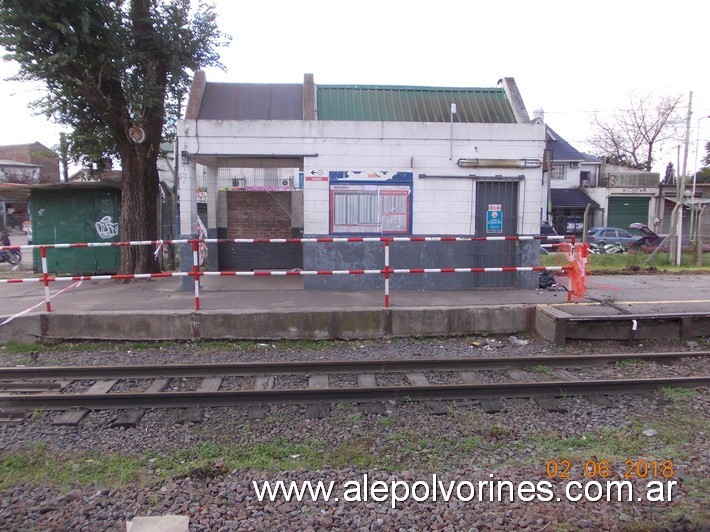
486, 204, 503, 233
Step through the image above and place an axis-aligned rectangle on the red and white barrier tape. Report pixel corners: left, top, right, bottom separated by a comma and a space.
201, 266, 564, 277
0, 235, 568, 252
0, 272, 189, 285
1, 280, 83, 326
0, 236, 576, 313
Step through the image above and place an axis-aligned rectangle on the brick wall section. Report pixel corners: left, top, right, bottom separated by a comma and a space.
0, 142, 60, 182
226, 191, 293, 238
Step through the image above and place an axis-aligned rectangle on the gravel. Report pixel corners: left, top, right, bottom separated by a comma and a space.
1, 335, 708, 531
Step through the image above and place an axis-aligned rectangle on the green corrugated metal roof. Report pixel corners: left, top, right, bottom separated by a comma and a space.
317, 85, 516, 123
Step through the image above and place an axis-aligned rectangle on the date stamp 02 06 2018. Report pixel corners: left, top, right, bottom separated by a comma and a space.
545, 459, 675, 480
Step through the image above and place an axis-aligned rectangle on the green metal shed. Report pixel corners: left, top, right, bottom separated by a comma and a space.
30, 183, 121, 274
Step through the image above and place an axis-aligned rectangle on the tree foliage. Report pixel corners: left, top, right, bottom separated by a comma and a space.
697, 141, 710, 183
588, 92, 684, 171
0, 0, 227, 273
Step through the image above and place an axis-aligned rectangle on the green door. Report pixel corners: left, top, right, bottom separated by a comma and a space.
607, 196, 650, 233
31, 188, 121, 274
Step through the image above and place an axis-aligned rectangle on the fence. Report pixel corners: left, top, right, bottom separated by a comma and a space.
0, 235, 583, 317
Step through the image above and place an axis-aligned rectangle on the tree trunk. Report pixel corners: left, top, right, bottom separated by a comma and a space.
118, 142, 161, 274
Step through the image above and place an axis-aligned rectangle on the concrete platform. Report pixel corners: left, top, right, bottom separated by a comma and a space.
0, 269, 708, 344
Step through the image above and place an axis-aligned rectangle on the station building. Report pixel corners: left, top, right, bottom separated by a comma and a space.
176, 73, 547, 290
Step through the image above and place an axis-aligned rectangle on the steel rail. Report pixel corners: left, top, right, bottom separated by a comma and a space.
1, 351, 707, 381
0, 376, 708, 410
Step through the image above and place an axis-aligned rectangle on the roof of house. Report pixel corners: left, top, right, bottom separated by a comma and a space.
0, 181, 122, 201
546, 127, 589, 162
0, 160, 40, 168
67, 168, 123, 182
550, 188, 599, 208
0, 142, 54, 151
316, 85, 516, 123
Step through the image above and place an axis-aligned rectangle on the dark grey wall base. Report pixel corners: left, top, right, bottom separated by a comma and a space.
303, 239, 542, 291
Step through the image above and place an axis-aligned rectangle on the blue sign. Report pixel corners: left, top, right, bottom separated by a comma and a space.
486, 210, 503, 233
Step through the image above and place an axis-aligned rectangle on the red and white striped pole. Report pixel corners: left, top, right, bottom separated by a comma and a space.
40, 246, 51, 312
384, 239, 391, 308
192, 239, 200, 311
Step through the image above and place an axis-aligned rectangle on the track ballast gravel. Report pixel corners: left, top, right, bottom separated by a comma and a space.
1, 335, 708, 531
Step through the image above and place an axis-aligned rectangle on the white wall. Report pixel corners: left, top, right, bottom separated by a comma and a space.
178, 119, 546, 236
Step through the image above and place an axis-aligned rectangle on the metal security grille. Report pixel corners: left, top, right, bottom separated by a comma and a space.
608, 197, 650, 232
474, 180, 520, 288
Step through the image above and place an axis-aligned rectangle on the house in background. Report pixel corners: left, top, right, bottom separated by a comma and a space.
0, 142, 60, 229
534, 111, 661, 236
586, 164, 661, 233
177, 73, 547, 290
534, 112, 602, 234
0, 142, 60, 183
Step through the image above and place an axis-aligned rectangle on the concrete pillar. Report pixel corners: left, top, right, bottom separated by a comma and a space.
179, 159, 197, 291
205, 165, 219, 271
518, 239, 541, 289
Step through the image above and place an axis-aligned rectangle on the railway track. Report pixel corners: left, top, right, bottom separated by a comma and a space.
1, 351, 708, 425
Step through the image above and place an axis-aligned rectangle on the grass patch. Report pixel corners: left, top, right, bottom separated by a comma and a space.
150, 438, 397, 473
526, 426, 648, 459
532, 364, 555, 377
660, 387, 698, 401
0, 431, 497, 490
524, 396, 709, 462
615, 358, 645, 368
0, 448, 144, 490
541, 251, 709, 272
377, 417, 397, 428
0, 341, 38, 355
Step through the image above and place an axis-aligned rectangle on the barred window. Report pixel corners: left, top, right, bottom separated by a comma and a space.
551, 164, 566, 180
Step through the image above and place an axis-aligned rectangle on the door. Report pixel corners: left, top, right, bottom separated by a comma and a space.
608, 196, 650, 232
474, 180, 519, 288
31, 189, 120, 274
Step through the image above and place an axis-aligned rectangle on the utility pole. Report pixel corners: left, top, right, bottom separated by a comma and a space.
671, 92, 693, 265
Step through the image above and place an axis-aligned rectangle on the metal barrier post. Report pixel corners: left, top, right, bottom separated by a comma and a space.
384, 239, 391, 308
40, 246, 51, 312
192, 239, 201, 311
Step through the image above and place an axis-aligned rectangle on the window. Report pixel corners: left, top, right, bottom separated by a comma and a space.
330, 185, 410, 234
551, 164, 566, 180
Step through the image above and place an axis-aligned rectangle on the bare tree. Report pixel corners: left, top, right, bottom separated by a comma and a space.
589, 93, 684, 171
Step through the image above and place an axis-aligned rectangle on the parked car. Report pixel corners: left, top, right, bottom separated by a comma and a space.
540, 222, 557, 237
628, 223, 710, 252
585, 227, 642, 249
565, 217, 584, 235
540, 222, 563, 252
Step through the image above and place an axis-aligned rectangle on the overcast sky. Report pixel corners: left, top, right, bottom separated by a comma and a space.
1, 0, 708, 174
